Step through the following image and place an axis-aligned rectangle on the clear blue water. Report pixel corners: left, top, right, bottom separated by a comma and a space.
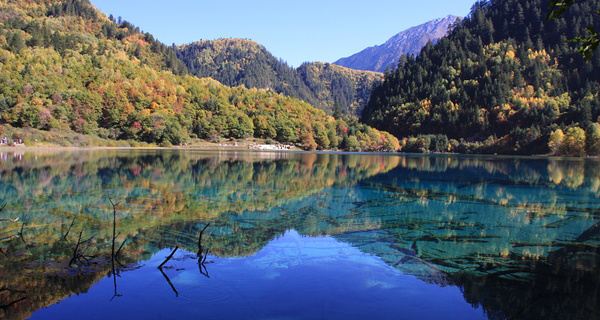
31, 231, 486, 320
0, 150, 599, 320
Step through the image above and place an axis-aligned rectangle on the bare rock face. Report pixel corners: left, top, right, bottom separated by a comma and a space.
335, 16, 461, 73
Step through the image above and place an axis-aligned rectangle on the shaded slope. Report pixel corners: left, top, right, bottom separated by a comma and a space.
176, 39, 383, 116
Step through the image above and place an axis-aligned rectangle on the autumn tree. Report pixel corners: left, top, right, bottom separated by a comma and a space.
548, 129, 565, 155
561, 127, 587, 156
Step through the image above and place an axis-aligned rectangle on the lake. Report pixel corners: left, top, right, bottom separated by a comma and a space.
0, 150, 599, 320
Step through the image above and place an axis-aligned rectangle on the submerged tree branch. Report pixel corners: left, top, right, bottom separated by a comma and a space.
62, 217, 76, 241
69, 230, 84, 267
197, 223, 210, 256
158, 246, 179, 269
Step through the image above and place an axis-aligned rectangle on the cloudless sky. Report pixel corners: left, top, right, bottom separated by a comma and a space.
91, 0, 476, 67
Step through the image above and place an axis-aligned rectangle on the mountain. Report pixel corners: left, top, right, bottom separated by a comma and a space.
176, 39, 382, 116
362, 0, 600, 156
296, 62, 382, 116
335, 15, 461, 72
176, 39, 318, 106
0, 0, 399, 151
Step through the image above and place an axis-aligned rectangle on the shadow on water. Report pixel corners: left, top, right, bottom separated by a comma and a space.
0, 150, 599, 319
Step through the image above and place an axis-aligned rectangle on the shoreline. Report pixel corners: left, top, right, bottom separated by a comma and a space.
1, 145, 598, 161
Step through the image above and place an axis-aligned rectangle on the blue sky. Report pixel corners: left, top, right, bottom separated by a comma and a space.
91, 0, 476, 67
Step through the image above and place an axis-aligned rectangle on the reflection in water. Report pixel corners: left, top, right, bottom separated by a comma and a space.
30, 232, 488, 320
0, 150, 599, 319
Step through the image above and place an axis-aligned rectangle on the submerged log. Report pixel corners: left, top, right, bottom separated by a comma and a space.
68, 230, 95, 267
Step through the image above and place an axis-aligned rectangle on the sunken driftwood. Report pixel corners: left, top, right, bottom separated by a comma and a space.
68, 230, 95, 267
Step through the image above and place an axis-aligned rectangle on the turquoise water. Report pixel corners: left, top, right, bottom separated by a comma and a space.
0, 150, 598, 319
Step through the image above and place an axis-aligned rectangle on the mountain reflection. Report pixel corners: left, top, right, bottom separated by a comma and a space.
0, 151, 599, 320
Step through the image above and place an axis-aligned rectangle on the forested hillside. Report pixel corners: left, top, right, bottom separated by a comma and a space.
0, 0, 399, 151
296, 62, 382, 116
176, 39, 382, 116
363, 0, 600, 155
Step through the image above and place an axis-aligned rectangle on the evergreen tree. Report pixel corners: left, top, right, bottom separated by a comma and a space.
586, 122, 600, 155
364, 0, 600, 156
8, 32, 25, 52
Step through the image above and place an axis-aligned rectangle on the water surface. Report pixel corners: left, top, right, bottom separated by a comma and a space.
0, 150, 598, 320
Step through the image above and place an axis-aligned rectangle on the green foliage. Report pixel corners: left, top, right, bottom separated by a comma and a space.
313, 123, 330, 150
400, 135, 448, 153
573, 26, 600, 60
301, 127, 318, 151
344, 136, 360, 152
0, 0, 398, 152
364, 0, 600, 156
47, 0, 98, 20
549, 126, 592, 156
548, 0, 600, 59
7, 32, 25, 52
176, 39, 317, 106
297, 62, 382, 116
586, 122, 600, 155
253, 115, 277, 139
548, 0, 578, 18
176, 40, 382, 117
561, 127, 587, 156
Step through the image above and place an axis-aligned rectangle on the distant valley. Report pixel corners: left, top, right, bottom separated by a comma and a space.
176, 39, 382, 117
175, 16, 459, 117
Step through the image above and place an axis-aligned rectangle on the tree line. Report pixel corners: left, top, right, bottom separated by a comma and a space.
0, 0, 399, 151
363, 0, 600, 156
176, 39, 382, 117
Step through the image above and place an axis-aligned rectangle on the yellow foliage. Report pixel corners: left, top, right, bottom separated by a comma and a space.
527, 49, 551, 63
505, 49, 516, 59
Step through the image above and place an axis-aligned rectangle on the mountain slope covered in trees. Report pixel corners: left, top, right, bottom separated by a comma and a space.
363, 0, 600, 155
0, 0, 399, 151
296, 62, 382, 116
335, 16, 461, 72
176, 39, 382, 116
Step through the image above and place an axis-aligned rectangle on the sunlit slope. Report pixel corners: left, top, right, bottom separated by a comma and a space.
0, 0, 398, 151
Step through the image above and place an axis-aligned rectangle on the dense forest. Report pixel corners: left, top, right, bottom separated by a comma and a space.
296, 62, 382, 116
0, 0, 399, 151
176, 39, 382, 116
363, 0, 600, 156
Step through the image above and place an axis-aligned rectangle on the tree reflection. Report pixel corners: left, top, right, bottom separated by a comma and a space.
0, 151, 599, 319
